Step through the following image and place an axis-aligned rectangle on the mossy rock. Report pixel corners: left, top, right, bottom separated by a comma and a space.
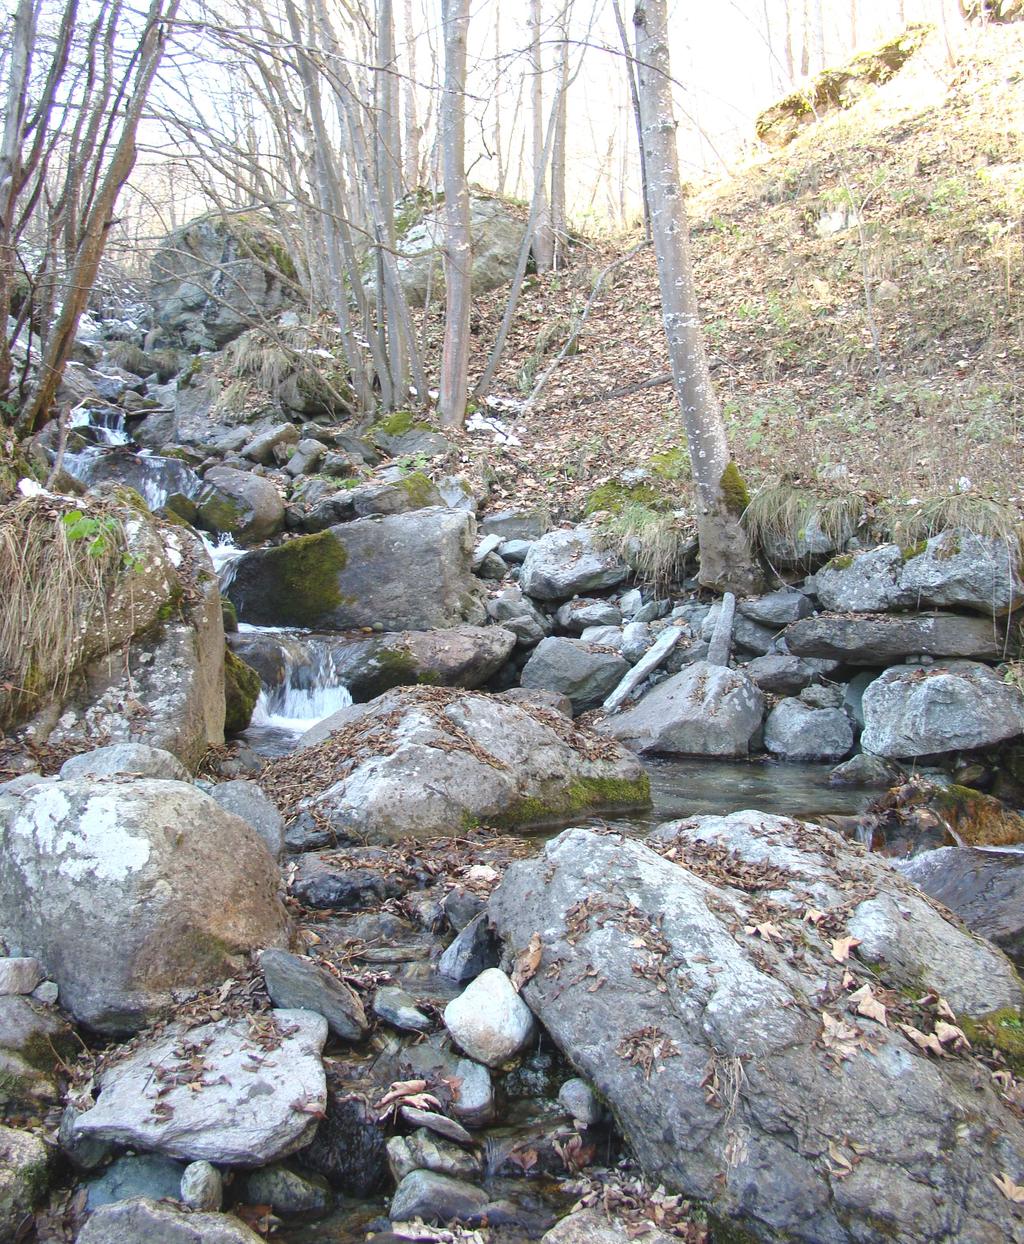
718, 461, 751, 517
584, 481, 666, 516
397, 471, 440, 509
224, 647, 262, 735
497, 771, 652, 830
930, 784, 1024, 847
958, 1008, 1024, 1076
228, 530, 348, 628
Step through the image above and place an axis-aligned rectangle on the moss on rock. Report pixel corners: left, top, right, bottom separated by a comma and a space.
719, 461, 751, 517
224, 647, 261, 734
497, 771, 651, 829
232, 530, 348, 628
930, 784, 1024, 847
584, 481, 665, 516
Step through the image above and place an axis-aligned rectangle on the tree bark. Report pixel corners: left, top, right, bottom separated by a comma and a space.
530, 0, 554, 270
632, 0, 763, 595
438, 0, 472, 428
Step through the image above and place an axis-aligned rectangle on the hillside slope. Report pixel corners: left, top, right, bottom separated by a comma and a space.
465, 22, 1024, 529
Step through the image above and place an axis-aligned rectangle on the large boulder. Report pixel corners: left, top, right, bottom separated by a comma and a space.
380, 195, 527, 307
813, 533, 1024, 617
860, 661, 1024, 758
489, 817, 1024, 1244
150, 213, 296, 349
197, 466, 285, 545
0, 778, 288, 1033
520, 637, 629, 713
77, 1197, 264, 1243
898, 847, 1024, 967
47, 528, 226, 769
763, 698, 854, 761
230, 625, 516, 704
72, 1010, 327, 1165
226, 509, 482, 631
784, 611, 1014, 664
519, 526, 628, 602
0, 1126, 49, 1240
265, 686, 650, 844
601, 661, 764, 757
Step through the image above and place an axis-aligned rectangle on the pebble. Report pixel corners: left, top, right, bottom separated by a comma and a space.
443, 968, 536, 1067
180, 1160, 223, 1211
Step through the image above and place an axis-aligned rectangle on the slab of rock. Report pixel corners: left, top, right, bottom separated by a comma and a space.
276, 687, 649, 843
77, 1197, 264, 1243
227, 509, 482, 631
438, 912, 499, 983
197, 466, 284, 544
520, 637, 629, 713
784, 612, 1012, 664
480, 507, 550, 540
556, 598, 623, 633
443, 968, 535, 1067
73, 1010, 327, 1165
373, 986, 432, 1032
0, 958, 42, 996
897, 847, 1024, 966
85, 1154, 185, 1210
489, 820, 1024, 1244
519, 527, 628, 602
861, 661, 1024, 758
351, 475, 444, 517
260, 949, 367, 1041
742, 653, 819, 695
542, 1207, 675, 1244
763, 698, 854, 761
602, 661, 764, 757
59, 743, 190, 782
399, 1107, 474, 1146
0, 1126, 49, 1240
812, 544, 912, 613
240, 1164, 332, 1217
388, 1129, 480, 1182
738, 590, 813, 627
390, 1169, 489, 1225
0, 779, 287, 1034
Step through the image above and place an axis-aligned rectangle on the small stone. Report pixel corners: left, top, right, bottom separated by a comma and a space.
241, 1163, 332, 1217
399, 1107, 474, 1146
0, 958, 43, 996
441, 887, 484, 932
557, 1078, 603, 1127
85, 1153, 185, 1210
180, 1160, 223, 1211
390, 1169, 489, 1225
373, 986, 432, 1033
438, 913, 499, 983
260, 949, 367, 1042
829, 754, 906, 789
31, 981, 58, 1005
449, 1059, 494, 1127
443, 969, 535, 1067
387, 1128, 480, 1182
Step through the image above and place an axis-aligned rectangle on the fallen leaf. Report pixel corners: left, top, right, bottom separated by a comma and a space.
828, 1139, 854, 1177
512, 932, 543, 992
849, 983, 887, 1027
935, 1020, 970, 1051
897, 1022, 944, 1057
993, 1172, 1024, 1203
745, 921, 783, 942
803, 908, 827, 925
830, 936, 862, 963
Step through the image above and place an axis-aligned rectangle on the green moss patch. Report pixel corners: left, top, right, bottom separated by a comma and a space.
958, 1008, 1024, 1075
224, 647, 261, 734
497, 771, 651, 830
718, 461, 751, 516
584, 481, 665, 516
238, 530, 348, 627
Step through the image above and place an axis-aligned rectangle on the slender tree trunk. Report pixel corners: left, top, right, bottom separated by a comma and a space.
402, 0, 420, 190
493, 0, 507, 194
550, 25, 569, 268
610, 0, 649, 235
530, 0, 554, 270
438, 0, 471, 428
632, 0, 763, 595
800, 0, 810, 76
23, 0, 179, 433
811, 0, 825, 70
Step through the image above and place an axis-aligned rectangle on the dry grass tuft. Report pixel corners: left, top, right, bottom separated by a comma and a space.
880, 492, 1023, 550
742, 482, 865, 557
0, 497, 129, 728
595, 502, 695, 591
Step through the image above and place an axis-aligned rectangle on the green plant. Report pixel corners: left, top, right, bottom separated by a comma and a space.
880, 493, 1022, 551
61, 510, 120, 558
594, 502, 693, 590
742, 482, 865, 560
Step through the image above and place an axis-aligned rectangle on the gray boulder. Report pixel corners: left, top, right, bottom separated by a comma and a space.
480, 507, 549, 540
383, 195, 527, 308
763, 698, 854, 761
227, 508, 482, 631
784, 612, 1013, 664
59, 743, 190, 783
197, 466, 284, 545
0, 994, 75, 1111
77, 1198, 263, 1243
150, 213, 295, 350
542, 1208, 674, 1244
0, 1126, 48, 1240
520, 637, 629, 713
260, 949, 367, 1041
897, 847, 1024, 966
390, 1169, 489, 1225
350, 474, 444, 517
72, 1010, 327, 1165
180, 1161, 223, 1212
555, 598, 623, 633
387, 1129, 480, 1182
812, 545, 912, 613
861, 661, 1024, 758
901, 531, 1024, 615
485, 587, 551, 648
281, 687, 649, 843
519, 527, 628, 602
742, 653, 819, 695
829, 753, 906, 788
285, 438, 326, 478
443, 969, 535, 1067
0, 958, 42, 996
85, 1154, 185, 1210
208, 780, 285, 859
241, 421, 299, 464
738, 589, 813, 626
701, 603, 778, 655
239, 1164, 331, 1217
489, 819, 1024, 1244
0, 779, 288, 1033
602, 661, 764, 757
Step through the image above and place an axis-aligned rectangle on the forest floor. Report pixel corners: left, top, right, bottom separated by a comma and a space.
437, 21, 1024, 531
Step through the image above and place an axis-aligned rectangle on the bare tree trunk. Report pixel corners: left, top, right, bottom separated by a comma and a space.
849, 0, 857, 49
610, 0, 649, 235
811, 0, 825, 70
530, 0, 554, 270
493, 0, 507, 194
438, 0, 471, 428
632, 0, 763, 595
800, 0, 810, 76
23, 0, 180, 433
550, 21, 569, 268
783, 0, 796, 84
402, 0, 420, 190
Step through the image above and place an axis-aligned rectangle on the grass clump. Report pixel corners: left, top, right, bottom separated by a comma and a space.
880, 493, 1023, 552
595, 501, 694, 591
0, 496, 132, 728
742, 481, 864, 562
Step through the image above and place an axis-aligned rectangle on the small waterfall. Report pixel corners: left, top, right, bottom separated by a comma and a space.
62, 446, 202, 513
201, 532, 245, 590
246, 637, 353, 738
69, 407, 131, 446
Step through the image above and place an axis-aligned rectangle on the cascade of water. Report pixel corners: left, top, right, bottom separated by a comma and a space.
200, 532, 245, 589
70, 407, 131, 446
61, 445, 202, 512
248, 638, 353, 735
